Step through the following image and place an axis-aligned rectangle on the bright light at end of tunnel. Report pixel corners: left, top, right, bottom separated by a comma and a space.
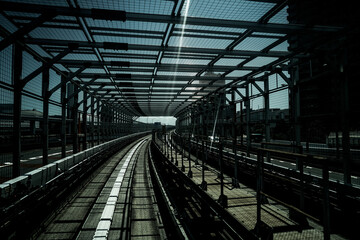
137, 116, 176, 126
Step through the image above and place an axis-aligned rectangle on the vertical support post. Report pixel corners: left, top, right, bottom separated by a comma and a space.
116, 110, 120, 137
202, 101, 207, 142
200, 140, 207, 190
91, 96, 94, 147
175, 134, 178, 166
119, 111, 122, 137
60, 74, 67, 158
218, 141, 227, 207
264, 76, 271, 162
232, 87, 239, 188
240, 101, 244, 146
256, 150, 264, 236
220, 93, 225, 139
104, 107, 107, 141
291, 63, 302, 169
170, 134, 173, 162
245, 84, 251, 156
42, 64, 50, 165
72, 83, 79, 153
188, 135, 192, 178
341, 71, 351, 184
12, 43, 23, 178
164, 134, 166, 155
195, 137, 199, 165
167, 134, 170, 158
323, 164, 330, 240
97, 101, 101, 145
103, 105, 106, 142
110, 109, 112, 139
299, 158, 305, 212
82, 91, 87, 150
181, 138, 185, 172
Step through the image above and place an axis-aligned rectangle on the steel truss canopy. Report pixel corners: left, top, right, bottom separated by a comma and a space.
0, 0, 343, 117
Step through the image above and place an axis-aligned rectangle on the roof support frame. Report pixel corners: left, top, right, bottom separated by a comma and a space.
1, 1, 342, 34
0, 11, 57, 51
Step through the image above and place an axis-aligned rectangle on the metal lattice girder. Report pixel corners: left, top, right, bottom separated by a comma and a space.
57, 59, 264, 72
75, 73, 236, 81
23, 38, 293, 58
86, 82, 225, 88
1, 1, 342, 33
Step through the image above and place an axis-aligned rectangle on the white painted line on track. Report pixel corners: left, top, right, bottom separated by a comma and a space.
93, 139, 146, 239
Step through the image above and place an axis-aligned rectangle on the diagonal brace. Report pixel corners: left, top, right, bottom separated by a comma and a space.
251, 80, 265, 95
22, 47, 74, 87
0, 12, 57, 51
48, 63, 89, 97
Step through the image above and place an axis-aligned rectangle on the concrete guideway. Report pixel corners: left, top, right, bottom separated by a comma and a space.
34, 137, 167, 240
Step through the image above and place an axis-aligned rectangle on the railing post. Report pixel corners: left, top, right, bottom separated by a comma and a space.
256, 149, 264, 236
323, 164, 330, 240
218, 140, 227, 207
200, 140, 207, 190
181, 138, 185, 172
175, 135, 178, 166
188, 135, 193, 178
170, 134, 173, 162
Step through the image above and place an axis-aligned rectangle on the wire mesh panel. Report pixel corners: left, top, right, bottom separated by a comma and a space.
0, 44, 14, 181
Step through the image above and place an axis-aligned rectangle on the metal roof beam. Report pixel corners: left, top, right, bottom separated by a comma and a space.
1, 1, 342, 33
23, 38, 291, 58
57, 59, 260, 71
85, 82, 224, 88
96, 88, 213, 93
76, 73, 236, 81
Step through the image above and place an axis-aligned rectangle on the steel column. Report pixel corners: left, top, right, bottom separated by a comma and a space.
218, 141, 228, 207
181, 138, 185, 172
291, 63, 302, 169
323, 164, 330, 240
61, 74, 67, 158
200, 140, 207, 190
72, 83, 79, 153
188, 134, 192, 178
91, 95, 95, 147
97, 101, 101, 145
245, 84, 251, 156
12, 43, 23, 178
42, 64, 50, 165
341, 70, 351, 184
82, 91, 87, 150
232, 88, 240, 188
256, 150, 264, 236
264, 76, 271, 162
